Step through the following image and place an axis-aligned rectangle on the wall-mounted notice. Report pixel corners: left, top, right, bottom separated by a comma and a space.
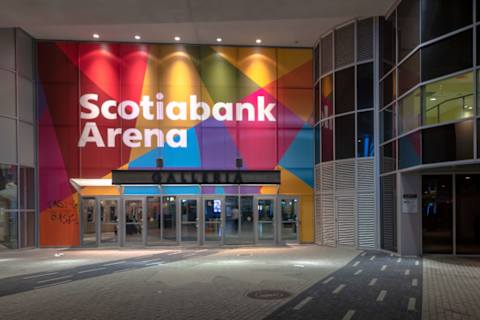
402, 194, 418, 214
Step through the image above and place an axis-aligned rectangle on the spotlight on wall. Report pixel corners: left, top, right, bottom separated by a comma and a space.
429, 97, 437, 101
92, 33, 100, 39
134, 35, 141, 40
256, 39, 262, 44
216, 37, 223, 42
174, 36, 181, 41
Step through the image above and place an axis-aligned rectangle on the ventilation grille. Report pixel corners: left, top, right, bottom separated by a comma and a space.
321, 194, 335, 246
321, 34, 333, 75
315, 194, 322, 244
335, 23, 355, 68
335, 160, 355, 193
381, 175, 396, 251
321, 162, 334, 193
357, 158, 375, 193
357, 18, 374, 61
358, 193, 376, 248
315, 166, 321, 193
336, 196, 355, 246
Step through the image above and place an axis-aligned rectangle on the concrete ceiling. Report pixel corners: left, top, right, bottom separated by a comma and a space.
0, 0, 394, 47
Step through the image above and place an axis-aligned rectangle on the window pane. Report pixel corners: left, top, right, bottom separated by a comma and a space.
314, 82, 320, 123
381, 69, 396, 108
20, 167, 35, 209
335, 66, 355, 114
421, 30, 473, 81
381, 141, 397, 173
321, 34, 333, 75
321, 119, 334, 162
0, 164, 18, 249
398, 0, 420, 60
422, 120, 473, 164
399, 131, 421, 169
398, 50, 420, 96
357, 18, 374, 61
335, 23, 355, 68
357, 111, 374, 157
321, 74, 333, 119
381, 174, 397, 251
335, 114, 355, 160
398, 88, 421, 134
315, 125, 320, 164
423, 72, 474, 126
456, 174, 480, 254
381, 104, 396, 142
421, 0, 473, 42
357, 62, 373, 109
381, 14, 397, 76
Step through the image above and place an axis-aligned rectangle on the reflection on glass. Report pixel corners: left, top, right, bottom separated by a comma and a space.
125, 200, 143, 243
335, 114, 355, 160
224, 196, 239, 244
398, 131, 421, 169
280, 199, 298, 241
397, 0, 419, 60
398, 89, 421, 134
162, 196, 176, 242
321, 119, 334, 162
357, 63, 373, 109
181, 199, 197, 241
240, 196, 254, 244
100, 199, 118, 244
357, 111, 374, 157
381, 141, 397, 174
422, 175, 453, 254
456, 175, 480, 254
147, 197, 161, 244
381, 104, 396, 142
0, 164, 18, 249
335, 67, 355, 114
82, 198, 97, 246
321, 75, 333, 119
258, 199, 274, 241
424, 72, 473, 126
204, 199, 222, 241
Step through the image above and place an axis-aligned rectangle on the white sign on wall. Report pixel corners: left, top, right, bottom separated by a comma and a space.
402, 194, 418, 214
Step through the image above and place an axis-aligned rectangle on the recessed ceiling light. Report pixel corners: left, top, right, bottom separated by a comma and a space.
256, 39, 262, 44
92, 33, 100, 39
174, 36, 181, 41
134, 35, 141, 40
216, 37, 223, 42
466, 176, 471, 180
429, 97, 437, 101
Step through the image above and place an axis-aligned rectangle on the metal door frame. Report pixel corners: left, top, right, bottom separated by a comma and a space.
177, 196, 200, 244
97, 197, 121, 246
80, 197, 98, 247
278, 196, 300, 243
254, 195, 277, 244
122, 197, 147, 246
202, 196, 225, 245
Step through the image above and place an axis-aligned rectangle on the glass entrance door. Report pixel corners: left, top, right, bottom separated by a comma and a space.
81, 198, 97, 246
146, 196, 161, 245
180, 197, 198, 242
204, 197, 223, 242
162, 196, 177, 242
99, 199, 119, 245
124, 198, 145, 245
256, 197, 275, 242
280, 197, 299, 242
224, 196, 255, 244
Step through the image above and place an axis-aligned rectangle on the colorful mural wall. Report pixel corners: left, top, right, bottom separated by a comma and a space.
37, 42, 313, 246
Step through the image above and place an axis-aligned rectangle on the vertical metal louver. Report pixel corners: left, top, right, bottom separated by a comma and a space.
357, 158, 375, 193
357, 193, 376, 248
315, 166, 321, 193
321, 34, 333, 75
335, 23, 355, 68
321, 162, 334, 193
336, 197, 355, 246
315, 194, 322, 244
335, 160, 355, 193
381, 174, 397, 251
357, 18, 374, 61
321, 194, 336, 246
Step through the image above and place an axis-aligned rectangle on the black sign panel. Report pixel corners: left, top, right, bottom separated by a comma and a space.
111, 170, 281, 185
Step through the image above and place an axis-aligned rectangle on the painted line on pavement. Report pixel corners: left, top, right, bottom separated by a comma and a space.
37, 275, 72, 284
405, 269, 410, 276
412, 278, 418, 287
376, 290, 387, 302
23, 272, 59, 280
408, 297, 416, 311
368, 278, 377, 286
370, 256, 376, 261
146, 261, 164, 266
103, 261, 126, 266
352, 261, 360, 267
342, 310, 356, 320
293, 296, 313, 310
354, 269, 362, 275
78, 267, 106, 274
397, 258, 402, 263
415, 260, 419, 266
332, 284, 346, 294
322, 276, 334, 284
360, 252, 366, 256
34, 279, 72, 289
381, 265, 387, 271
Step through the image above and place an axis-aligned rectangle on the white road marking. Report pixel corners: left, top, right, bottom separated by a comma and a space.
293, 296, 313, 310
360, 252, 366, 256
146, 261, 164, 266
103, 261, 126, 266
353, 261, 360, 267
354, 269, 363, 275
197, 249, 208, 253
369, 278, 377, 286
34, 279, 72, 289
322, 276, 334, 284
23, 272, 59, 280
294, 264, 305, 268
381, 265, 387, 271
397, 258, 402, 263
408, 297, 416, 311
376, 290, 387, 302
141, 258, 164, 263
342, 310, 356, 320
332, 284, 346, 294
390, 253, 394, 256
415, 260, 419, 266
37, 275, 72, 284
78, 267, 106, 274
405, 269, 410, 276
370, 256, 376, 261
412, 278, 418, 287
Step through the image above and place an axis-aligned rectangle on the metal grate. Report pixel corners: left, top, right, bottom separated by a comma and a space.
335, 160, 355, 193
357, 193, 376, 248
321, 34, 333, 75
321, 194, 336, 247
357, 158, 375, 193
336, 196, 356, 246
357, 18, 374, 61
335, 23, 355, 68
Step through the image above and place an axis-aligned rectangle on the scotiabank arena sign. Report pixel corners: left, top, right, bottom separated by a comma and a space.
37, 42, 313, 246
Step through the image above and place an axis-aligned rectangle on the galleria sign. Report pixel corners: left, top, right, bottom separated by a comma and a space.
78, 93, 276, 148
